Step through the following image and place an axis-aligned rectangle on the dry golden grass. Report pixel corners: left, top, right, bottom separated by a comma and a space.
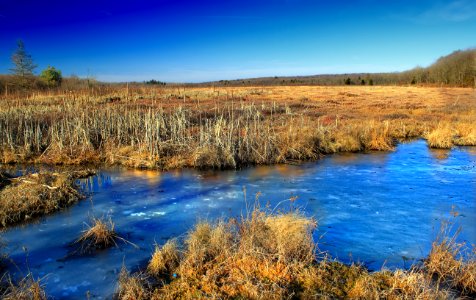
458, 256, 476, 294
426, 124, 455, 149
425, 228, 476, 296
75, 217, 121, 254
0, 86, 474, 169
0, 171, 89, 227
454, 123, 476, 146
148, 240, 180, 276
118, 208, 475, 299
118, 267, 151, 300
1, 274, 47, 300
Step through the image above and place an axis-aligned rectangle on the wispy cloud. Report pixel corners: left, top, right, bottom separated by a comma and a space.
417, 0, 476, 23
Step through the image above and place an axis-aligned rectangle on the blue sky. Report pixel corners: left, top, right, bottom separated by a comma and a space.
1, 0, 475, 82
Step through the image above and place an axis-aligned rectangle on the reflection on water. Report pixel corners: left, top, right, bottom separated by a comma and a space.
127, 169, 162, 185
429, 148, 451, 161
2, 140, 475, 299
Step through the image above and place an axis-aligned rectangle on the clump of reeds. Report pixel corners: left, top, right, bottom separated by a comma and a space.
427, 124, 454, 149
426, 236, 463, 280
117, 206, 476, 299
0, 171, 87, 227
75, 217, 121, 254
425, 227, 476, 295
454, 123, 476, 146
1, 274, 47, 300
117, 267, 150, 300
147, 240, 180, 277
458, 255, 476, 294
117, 208, 317, 299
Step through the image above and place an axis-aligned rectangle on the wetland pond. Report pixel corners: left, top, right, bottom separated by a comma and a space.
3, 139, 476, 299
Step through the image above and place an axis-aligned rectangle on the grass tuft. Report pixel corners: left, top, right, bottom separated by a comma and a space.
427, 124, 454, 149
148, 240, 180, 277
425, 226, 476, 296
75, 217, 121, 254
1, 274, 47, 300
458, 255, 476, 294
117, 266, 150, 300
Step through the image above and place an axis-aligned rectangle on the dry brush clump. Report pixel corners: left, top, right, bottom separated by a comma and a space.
118, 267, 152, 300
0, 249, 48, 300
75, 217, 123, 254
1, 274, 47, 300
0, 171, 92, 227
148, 240, 181, 277
424, 228, 476, 296
426, 124, 455, 149
117, 208, 475, 299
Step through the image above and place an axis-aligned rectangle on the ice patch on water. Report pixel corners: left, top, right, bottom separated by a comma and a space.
61, 281, 91, 296
131, 211, 165, 218
130, 212, 146, 217
3, 140, 475, 299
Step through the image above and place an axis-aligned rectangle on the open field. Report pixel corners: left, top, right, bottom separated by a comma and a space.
0, 85, 474, 169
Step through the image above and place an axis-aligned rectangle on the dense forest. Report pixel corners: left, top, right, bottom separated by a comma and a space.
0, 48, 474, 95
201, 49, 475, 87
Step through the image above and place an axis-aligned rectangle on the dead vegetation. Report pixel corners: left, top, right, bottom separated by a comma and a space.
425, 227, 476, 296
117, 208, 476, 299
0, 86, 474, 169
1, 274, 47, 300
427, 124, 455, 149
0, 170, 93, 228
148, 240, 180, 277
74, 217, 123, 254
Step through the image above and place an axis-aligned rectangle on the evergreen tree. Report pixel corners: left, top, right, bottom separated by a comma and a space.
40, 66, 62, 87
10, 40, 37, 77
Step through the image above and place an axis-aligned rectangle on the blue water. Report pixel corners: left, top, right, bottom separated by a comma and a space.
2, 140, 475, 299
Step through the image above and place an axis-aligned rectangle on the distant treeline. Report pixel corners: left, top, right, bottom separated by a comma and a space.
200, 49, 476, 88
0, 48, 474, 95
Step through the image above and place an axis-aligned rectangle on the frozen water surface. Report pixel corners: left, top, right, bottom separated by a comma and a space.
3, 140, 475, 299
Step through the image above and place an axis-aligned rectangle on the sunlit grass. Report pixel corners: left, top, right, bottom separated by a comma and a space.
0, 171, 88, 227
0, 86, 474, 169
118, 207, 476, 299
75, 217, 121, 254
